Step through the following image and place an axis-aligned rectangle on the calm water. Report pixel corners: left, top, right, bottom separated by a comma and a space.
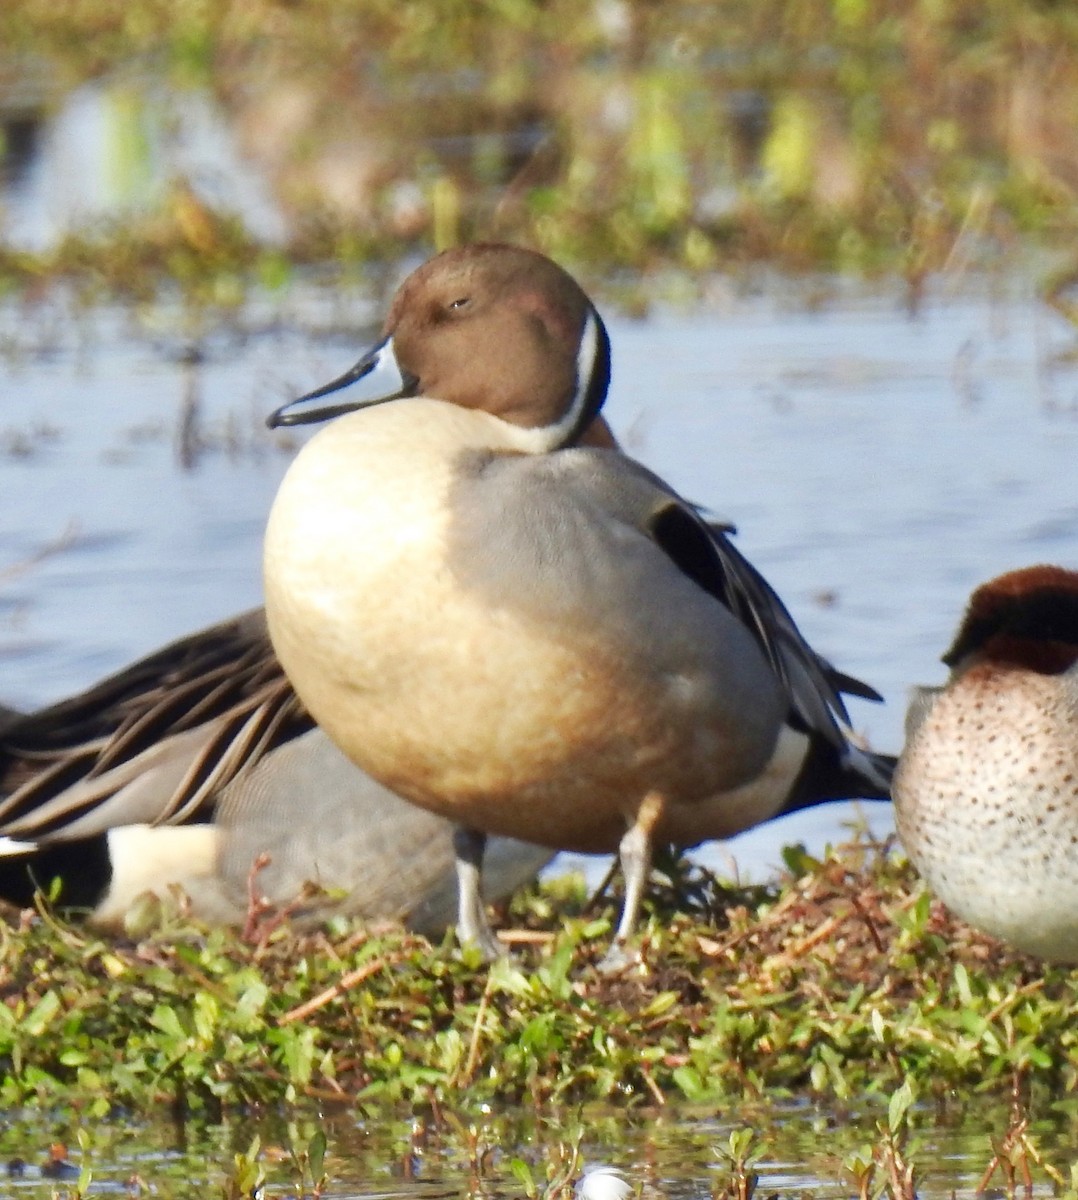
1, 1095, 1075, 1199
3, 279, 1077, 875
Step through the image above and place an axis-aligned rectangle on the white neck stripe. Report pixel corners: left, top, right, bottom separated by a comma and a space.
513, 307, 605, 454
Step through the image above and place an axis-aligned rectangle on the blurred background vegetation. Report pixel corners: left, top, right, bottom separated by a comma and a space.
3, 0, 1078, 302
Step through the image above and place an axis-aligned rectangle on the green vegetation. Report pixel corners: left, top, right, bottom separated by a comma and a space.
3, 1, 1078, 301
0, 842, 1074, 1117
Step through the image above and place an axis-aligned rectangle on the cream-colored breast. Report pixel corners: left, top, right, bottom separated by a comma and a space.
894, 662, 1078, 961
265, 399, 783, 853
265, 402, 512, 752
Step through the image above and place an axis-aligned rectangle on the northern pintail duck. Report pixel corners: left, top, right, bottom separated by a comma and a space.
264, 242, 894, 965
893, 565, 1078, 962
0, 609, 553, 931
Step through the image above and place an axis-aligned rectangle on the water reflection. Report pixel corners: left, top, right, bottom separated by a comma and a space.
5, 6, 1078, 278
1, 76, 287, 252
0, 1097, 1072, 1199
0, 48, 871, 260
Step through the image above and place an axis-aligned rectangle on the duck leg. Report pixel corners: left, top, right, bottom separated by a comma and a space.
453, 825, 504, 960
599, 792, 667, 972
